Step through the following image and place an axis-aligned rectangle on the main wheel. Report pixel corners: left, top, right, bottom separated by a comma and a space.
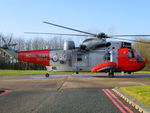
76, 72, 79, 74
108, 69, 114, 78
45, 73, 49, 78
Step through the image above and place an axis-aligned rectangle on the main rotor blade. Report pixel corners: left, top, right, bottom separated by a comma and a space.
24, 32, 90, 37
8, 37, 12, 45
110, 37, 150, 44
9, 43, 17, 46
43, 21, 97, 37
1, 37, 7, 44
112, 35, 150, 37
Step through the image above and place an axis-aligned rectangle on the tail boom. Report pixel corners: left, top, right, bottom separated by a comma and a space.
18, 49, 50, 66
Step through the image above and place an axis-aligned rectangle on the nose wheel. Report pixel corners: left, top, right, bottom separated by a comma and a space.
45, 73, 50, 78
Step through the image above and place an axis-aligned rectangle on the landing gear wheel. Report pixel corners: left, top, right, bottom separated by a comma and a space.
128, 72, 131, 74
45, 73, 49, 78
76, 72, 79, 74
108, 69, 114, 78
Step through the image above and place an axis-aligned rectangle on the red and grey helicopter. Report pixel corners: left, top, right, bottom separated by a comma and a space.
0, 21, 149, 77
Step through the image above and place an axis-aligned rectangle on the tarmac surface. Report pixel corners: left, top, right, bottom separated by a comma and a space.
0, 73, 150, 113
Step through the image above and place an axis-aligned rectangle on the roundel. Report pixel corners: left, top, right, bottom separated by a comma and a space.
52, 55, 59, 62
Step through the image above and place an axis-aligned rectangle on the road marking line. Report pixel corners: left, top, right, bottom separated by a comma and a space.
0, 90, 12, 96
106, 89, 133, 113
103, 89, 126, 113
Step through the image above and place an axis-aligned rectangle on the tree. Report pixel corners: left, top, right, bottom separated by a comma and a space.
133, 39, 150, 70
0, 34, 65, 70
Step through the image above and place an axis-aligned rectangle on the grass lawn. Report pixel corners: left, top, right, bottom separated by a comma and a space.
0, 70, 148, 76
0, 70, 82, 76
134, 71, 150, 74
119, 85, 150, 107
0, 70, 47, 76
0, 70, 150, 76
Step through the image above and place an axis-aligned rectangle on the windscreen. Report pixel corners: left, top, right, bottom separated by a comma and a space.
128, 50, 135, 58
134, 50, 141, 58
134, 50, 144, 62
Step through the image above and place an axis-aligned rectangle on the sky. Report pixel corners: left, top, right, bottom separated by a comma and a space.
0, 0, 150, 42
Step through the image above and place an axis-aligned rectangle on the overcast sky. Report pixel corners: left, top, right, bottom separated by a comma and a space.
0, 0, 150, 41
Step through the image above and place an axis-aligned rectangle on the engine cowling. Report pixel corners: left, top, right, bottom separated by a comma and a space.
64, 41, 75, 50
81, 38, 111, 50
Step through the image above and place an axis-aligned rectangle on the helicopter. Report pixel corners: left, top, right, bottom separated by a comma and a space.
0, 21, 150, 78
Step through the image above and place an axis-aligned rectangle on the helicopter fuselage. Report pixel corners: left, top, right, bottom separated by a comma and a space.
17, 41, 147, 74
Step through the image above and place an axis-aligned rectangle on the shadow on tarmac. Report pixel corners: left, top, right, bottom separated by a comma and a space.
114, 74, 150, 78
31, 74, 150, 79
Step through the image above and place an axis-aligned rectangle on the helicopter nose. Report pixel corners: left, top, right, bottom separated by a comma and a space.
143, 59, 147, 65
141, 58, 147, 68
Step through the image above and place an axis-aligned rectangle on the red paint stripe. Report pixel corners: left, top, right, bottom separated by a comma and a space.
0, 90, 12, 96
103, 89, 126, 113
106, 89, 133, 113
91, 62, 116, 72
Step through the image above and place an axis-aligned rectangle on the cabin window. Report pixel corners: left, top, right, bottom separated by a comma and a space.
128, 51, 135, 58
77, 54, 82, 61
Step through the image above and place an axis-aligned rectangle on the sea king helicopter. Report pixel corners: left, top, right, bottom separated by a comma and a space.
0, 21, 150, 77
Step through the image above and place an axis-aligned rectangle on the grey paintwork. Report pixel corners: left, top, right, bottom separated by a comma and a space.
47, 41, 124, 72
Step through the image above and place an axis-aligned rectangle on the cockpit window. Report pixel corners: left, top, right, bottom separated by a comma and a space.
134, 50, 144, 62
128, 51, 135, 58
135, 50, 141, 58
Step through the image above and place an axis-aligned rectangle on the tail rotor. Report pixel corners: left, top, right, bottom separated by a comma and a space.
0, 35, 18, 58
0, 35, 7, 57
0, 35, 17, 48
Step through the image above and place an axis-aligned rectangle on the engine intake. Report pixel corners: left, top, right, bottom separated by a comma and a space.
64, 41, 75, 50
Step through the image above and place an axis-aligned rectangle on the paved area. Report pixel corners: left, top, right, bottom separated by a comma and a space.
0, 74, 150, 113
